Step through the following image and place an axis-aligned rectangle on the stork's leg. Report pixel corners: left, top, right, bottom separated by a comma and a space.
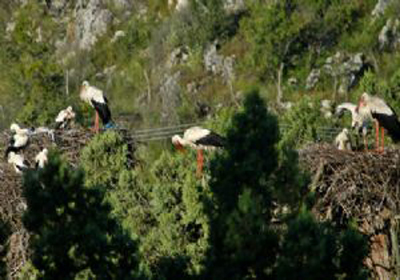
363, 135, 368, 152
381, 127, 385, 153
375, 120, 379, 152
95, 111, 100, 133
196, 150, 204, 178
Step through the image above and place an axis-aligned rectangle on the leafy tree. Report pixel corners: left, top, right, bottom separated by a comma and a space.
22, 151, 141, 279
276, 210, 368, 280
4, 2, 67, 125
241, 1, 310, 103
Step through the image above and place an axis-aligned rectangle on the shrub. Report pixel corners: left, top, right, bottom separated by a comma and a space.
22, 151, 141, 279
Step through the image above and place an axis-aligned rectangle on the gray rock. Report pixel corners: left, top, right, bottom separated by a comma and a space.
306, 69, 320, 90
113, 0, 131, 10
74, 0, 113, 50
372, 0, 392, 17
167, 46, 189, 68
288, 77, 298, 86
224, 0, 245, 14
204, 42, 236, 83
159, 71, 181, 124
324, 52, 366, 94
46, 0, 70, 15
169, 0, 189, 11
379, 18, 400, 50
204, 42, 223, 74
111, 30, 126, 43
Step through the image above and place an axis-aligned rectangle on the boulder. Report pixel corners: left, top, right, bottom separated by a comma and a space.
372, 0, 392, 17
306, 69, 320, 90
74, 0, 113, 50
379, 18, 400, 50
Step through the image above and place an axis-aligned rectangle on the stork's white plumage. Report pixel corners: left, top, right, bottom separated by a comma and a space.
357, 92, 400, 152
172, 126, 225, 176
5, 123, 30, 157
55, 106, 76, 129
335, 102, 371, 149
80, 81, 114, 133
8, 152, 29, 174
335, 128, 352, 151
35, 148, 48, 169
172, 126, 225, 150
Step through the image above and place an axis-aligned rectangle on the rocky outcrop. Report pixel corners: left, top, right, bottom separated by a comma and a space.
168, 0, 189, 12
167, 46, 189, 69
379, 18, 400, 50
74, 0, 113, 50
371, 0, 392, 17
159, 71, 182, 124
306, 52, 369, 95
204, 42, 236, 84
306, 69, 320, 90
223, 0, 245, 14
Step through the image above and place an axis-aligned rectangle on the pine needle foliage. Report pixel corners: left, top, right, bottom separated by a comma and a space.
276, 210, 368, 280
22, 151, 141, 280
206, 89, 280, 279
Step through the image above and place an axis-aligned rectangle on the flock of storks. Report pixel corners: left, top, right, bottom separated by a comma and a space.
334, 92, 400, 152
5, 80, 399, 175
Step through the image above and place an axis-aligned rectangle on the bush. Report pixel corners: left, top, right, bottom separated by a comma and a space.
80, 131, 133, 188
22, 151, 141, 279
130, 151, 211, 279
279, 97, 337, 148
276, 210, 368, 280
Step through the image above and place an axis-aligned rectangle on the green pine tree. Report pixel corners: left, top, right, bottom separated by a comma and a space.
22, 151, 141, 280
205, 89, 281, 279
276, 210, 368, 280
0, 220, 9, 279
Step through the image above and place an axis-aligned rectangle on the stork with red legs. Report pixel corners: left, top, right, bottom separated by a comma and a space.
172, 126, 225, 177
80, 81, 115, 133
356, 92, 400, 152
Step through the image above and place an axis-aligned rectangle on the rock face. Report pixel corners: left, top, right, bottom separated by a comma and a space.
306, 69, 321, 90
371, 0, 392, 17
307, 52, 369, 95
167, 46, 189, 69
204, 42, 236, 84
379, 18, 400, 50
74, 0, 113, 50
223, 0, 245, 14
159, 71, 181, 124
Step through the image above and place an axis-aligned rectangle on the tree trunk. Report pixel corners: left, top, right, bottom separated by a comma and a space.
65, 69, 69, 96
277, 63, 284, 105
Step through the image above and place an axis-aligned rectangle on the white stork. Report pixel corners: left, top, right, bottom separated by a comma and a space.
356, 92, 400, 152
7, 152, 29, 174
172, 126, 225, 176
80, 81, 114, 133
5, 123, 30, 157
35, 148, 48, 169
335, 102, 371, 149
334, 128, 352, 151
55, 106, 76, 129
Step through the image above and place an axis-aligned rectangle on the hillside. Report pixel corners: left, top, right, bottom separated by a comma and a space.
2, 0, 400, 279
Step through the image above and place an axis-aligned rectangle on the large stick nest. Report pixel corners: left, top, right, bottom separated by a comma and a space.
299, 143, 400, 234
0, 126, 134, 279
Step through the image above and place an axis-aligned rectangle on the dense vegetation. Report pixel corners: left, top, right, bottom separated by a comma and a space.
1, 0, 400, 278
